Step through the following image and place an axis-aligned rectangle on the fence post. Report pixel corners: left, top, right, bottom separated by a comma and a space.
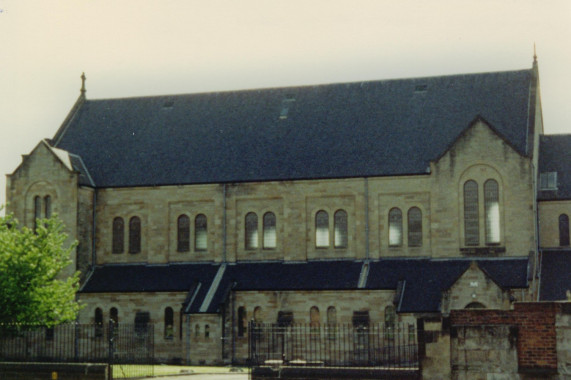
108, 321, 115, 366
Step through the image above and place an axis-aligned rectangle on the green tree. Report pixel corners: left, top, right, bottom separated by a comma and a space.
0, 213, 81, 326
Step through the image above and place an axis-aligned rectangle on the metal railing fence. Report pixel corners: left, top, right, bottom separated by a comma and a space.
248, 322, 419, 370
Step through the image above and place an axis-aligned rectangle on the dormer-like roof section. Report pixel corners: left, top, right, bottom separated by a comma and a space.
53, 69, 535, 187
538, 134, 571, 200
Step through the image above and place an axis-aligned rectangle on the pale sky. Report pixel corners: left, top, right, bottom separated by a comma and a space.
1, 0, 571, 213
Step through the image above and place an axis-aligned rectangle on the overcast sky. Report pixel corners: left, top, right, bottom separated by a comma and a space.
1, 0, 570, 213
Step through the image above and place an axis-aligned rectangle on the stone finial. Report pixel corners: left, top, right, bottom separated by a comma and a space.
81, 72, 86, 96
533, 43, 537, 64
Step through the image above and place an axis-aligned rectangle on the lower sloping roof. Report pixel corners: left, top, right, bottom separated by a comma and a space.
366, 258, 529, 313
540, 250, 571, 300
79, 257, 530, 314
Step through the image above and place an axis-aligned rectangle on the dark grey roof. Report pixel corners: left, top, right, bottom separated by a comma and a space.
538, 135, 571, 200
53, 69, 534, 187
539, 250, 571, 300
80, 263, 220, 310
80, 258, 529, 314
366, 258, 529, 312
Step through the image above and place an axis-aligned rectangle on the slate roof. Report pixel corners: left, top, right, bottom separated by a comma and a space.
80, 258, 529, 314
80, 263, 220, 310
538, 135, 571, 200
539, 250, 571, 300
366, 258, 529, 312
53, 69, 534, 188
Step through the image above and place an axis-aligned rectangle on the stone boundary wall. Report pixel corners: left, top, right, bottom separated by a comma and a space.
450, 302, 561, 372
0, 362, 108, 380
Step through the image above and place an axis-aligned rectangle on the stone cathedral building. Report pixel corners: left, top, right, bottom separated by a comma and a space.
5, 57, 571, 366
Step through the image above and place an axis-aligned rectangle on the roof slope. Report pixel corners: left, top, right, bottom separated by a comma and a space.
539, 250, 571, 300
538, 134, 571, 200
80, 258, 529, 314
53, 69, 533, 187
366, 258, 529, 312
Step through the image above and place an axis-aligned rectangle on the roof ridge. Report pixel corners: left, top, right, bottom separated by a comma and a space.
82, 68, 532, 103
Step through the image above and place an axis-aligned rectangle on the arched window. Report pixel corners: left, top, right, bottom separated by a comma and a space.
95, 308, 103, 337
34, 196, 41, 232
327, 306, 337, 339
112, 217, 124, 254
110, 307, 118, 324
164, 307, 174, 339
407, 207, 422, 247
384, 305, 396, 339
559, 214, 570, 246
253, 306, 262, 323
484, 180, 500, 244
177, 215, 190, 252
44, 195, 52, 219
204, 324, 210, 338
327, 307, 336, 325
129, 216, 141, 254
334, 210, 348, 248
263, 212, 276, 249
310, 306, 320, 327
238, 306, 247, 337
195, 324, 200, 338
464, 180, 479, 246
245, 212, 258, 250
195, 214, 208, 251
465, 302, 486, 309
388, 208, 403, 247
315, 210, 329, 248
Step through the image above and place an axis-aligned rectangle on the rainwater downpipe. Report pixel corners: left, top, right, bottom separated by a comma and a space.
223, 184, 227, 262
91, 189, 97, 268
364, 178, 370, 260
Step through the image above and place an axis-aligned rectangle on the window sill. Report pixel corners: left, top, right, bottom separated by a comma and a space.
460, 246, 506, 256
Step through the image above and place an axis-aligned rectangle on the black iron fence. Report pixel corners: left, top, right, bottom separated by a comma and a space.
248, 322, 419, 370
0, 322, 154, 378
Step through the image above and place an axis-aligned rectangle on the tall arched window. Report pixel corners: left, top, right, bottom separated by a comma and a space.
34, 196, 41, 232
129, 216, 141, 254
559, 214, 570, 246
195, 214, 208, 251
253, 306, 263, 323
110, 307, 118, 324
238, 306, 247, 337
327, 306, 337, 339
112, 217, 124, 254
263, 212, 276, 249
389, 208, 403, 247
164, 307, 174, 339
484, 179, 500, 244
464, 180, 479, 246
204, 324, 210, 338
334, 210, 348, 248
177, 215, 190, 252
407, 207, 422, 247
310, 306, 320, 327
245, 213, 258, 250
44, 195, 52, 219
95, 308, 103, 337
195, 324, 200, 338
315, 210, 329, 248
384, 305, 396, 339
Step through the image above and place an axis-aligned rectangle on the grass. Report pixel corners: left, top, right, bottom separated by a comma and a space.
112, 364, 247, 378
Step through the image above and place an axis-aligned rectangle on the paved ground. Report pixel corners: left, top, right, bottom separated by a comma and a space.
151, 373, 249, 380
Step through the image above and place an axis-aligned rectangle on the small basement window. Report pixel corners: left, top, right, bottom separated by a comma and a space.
414, 84, 427, 92
163, 101, 174, 109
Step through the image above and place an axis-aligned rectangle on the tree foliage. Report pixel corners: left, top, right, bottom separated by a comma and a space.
0, 214, 81, 326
